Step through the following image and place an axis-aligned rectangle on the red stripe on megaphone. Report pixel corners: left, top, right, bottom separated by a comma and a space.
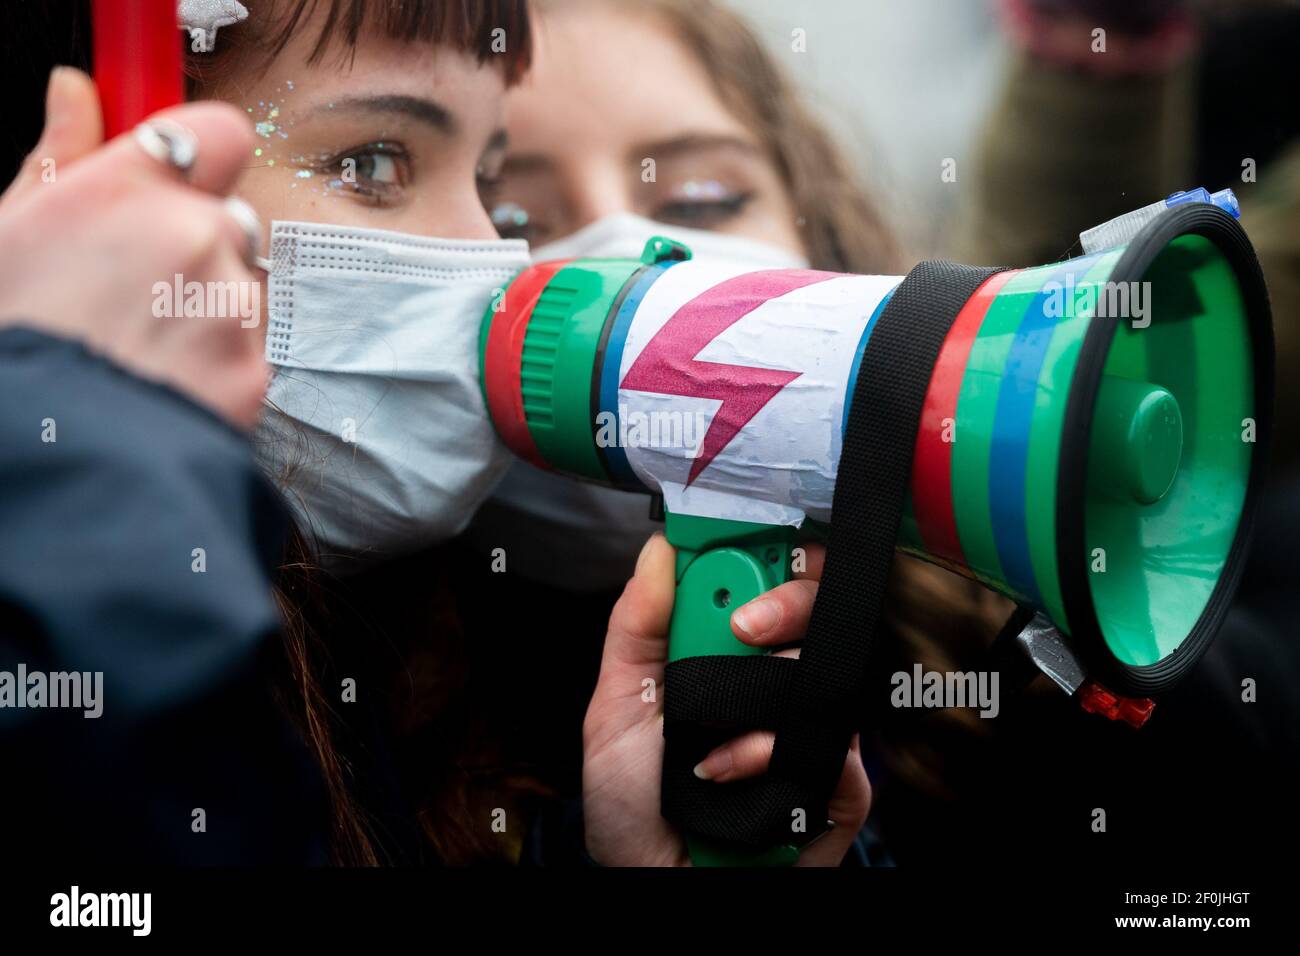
910, 269, 1015, 568
482, 259, 573, 467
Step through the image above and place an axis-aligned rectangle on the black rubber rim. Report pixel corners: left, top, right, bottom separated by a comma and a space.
1055, 203, 1275, 697
589, 264, 653, 492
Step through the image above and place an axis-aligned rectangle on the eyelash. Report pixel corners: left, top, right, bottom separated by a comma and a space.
316, 142, 411, 206
486, 190, 757, 244
655, 191, 754, 226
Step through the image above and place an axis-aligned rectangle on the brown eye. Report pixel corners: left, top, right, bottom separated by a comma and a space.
314, 143, 411, 205
351, 151, 402, 185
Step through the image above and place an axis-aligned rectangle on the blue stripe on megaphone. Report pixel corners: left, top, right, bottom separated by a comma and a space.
989, 254, 1102, 607
600, 261, 679, 487
841, 287, 898, 441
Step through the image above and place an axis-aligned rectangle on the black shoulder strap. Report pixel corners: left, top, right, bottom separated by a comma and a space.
662, 261, 1006, 848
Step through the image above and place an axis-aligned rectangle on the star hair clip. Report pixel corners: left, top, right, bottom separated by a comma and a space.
178, 0, 249, 53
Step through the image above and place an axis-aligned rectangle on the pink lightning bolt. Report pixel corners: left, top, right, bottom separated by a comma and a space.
621, 269, 840, 485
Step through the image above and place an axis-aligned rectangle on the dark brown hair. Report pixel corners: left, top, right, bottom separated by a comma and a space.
186, 0, 531, 87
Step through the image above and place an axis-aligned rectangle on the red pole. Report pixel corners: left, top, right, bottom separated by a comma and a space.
92, 0, 184, 138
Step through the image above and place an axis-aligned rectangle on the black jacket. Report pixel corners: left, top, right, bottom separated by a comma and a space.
0, 326, 328, 864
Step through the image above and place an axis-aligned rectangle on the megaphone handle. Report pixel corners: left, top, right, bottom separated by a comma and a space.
663, 510, 801, 866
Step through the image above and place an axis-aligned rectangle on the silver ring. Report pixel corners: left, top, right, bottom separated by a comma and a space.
222, 196, 264, 269
132, 118, 199, 176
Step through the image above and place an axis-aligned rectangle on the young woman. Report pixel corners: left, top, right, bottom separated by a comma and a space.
0, 0, 869, 866
463, 0, 1005, 855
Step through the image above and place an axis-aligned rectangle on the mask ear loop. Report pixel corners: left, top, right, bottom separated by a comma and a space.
255, 256, 273, 273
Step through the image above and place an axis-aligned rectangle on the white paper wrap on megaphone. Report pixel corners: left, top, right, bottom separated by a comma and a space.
616, 258, 904, 527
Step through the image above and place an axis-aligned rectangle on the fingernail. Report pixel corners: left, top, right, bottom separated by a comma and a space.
634, 533, 659, 575
693, 749, 732, 781
45, 67, 74, 130
733, 598, 779, 638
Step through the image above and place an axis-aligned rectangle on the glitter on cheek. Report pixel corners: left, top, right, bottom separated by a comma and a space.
247, 89, 296, 152
295, 169, 312, 179
315, 178, 350, 199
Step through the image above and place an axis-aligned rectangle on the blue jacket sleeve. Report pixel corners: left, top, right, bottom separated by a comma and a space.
0, 326, 329, 864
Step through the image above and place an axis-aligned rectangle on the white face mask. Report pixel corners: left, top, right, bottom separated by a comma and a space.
255, 220, 529, 569
467, 215, 809, 592
530, 211, 811, 270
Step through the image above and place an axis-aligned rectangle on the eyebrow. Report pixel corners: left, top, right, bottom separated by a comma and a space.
307, 94, 459, 135
501, 132, 763, 176
629, 133, 763, 163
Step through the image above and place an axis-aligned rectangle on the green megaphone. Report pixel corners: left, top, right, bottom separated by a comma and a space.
479, 195, 1273, 865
